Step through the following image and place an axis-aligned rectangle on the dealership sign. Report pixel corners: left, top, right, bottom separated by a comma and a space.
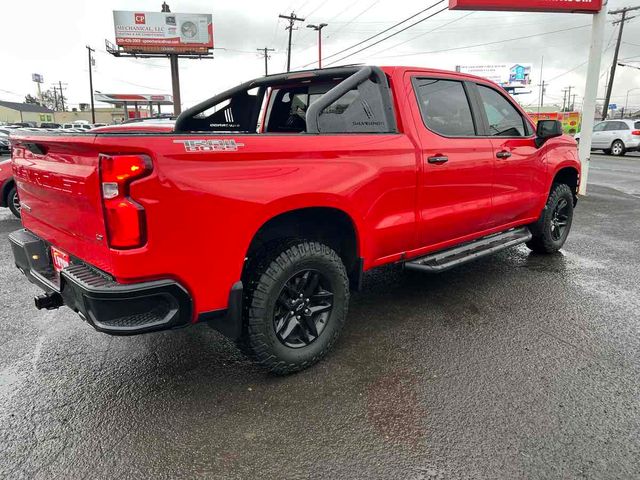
449, 0, 602, 13
456, 64, 533, 88
113, 11, 213, 53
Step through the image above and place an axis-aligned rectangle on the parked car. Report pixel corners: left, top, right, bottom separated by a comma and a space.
40, 122, 61, 129
0, 158, 19, 218
0, 133, 10, 155
92, 118, 176, 133
574, 119, 640, 156
61, 123, 92, 130
8, 65, 580, 374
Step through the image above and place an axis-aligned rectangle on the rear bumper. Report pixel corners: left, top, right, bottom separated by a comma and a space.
9, 229, 193, 335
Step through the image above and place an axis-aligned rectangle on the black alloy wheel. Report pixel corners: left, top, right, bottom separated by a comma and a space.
550, 197, 570, 241
273, 269, 334, 348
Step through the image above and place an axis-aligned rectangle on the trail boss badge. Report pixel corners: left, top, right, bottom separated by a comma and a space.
174, 139, 245, 152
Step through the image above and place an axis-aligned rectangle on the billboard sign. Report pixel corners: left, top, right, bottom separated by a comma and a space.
449, 0, 602, 13
456, 64, 533, 88
113, 11, 213, 54
32, 73, 44, 83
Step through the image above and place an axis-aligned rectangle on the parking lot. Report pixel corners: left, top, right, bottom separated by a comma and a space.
0, 153, 639, 479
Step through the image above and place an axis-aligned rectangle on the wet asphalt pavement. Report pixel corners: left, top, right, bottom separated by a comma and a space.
1, 154, 639, 479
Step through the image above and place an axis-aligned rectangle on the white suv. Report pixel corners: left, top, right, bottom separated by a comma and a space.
575, 119, 640, 156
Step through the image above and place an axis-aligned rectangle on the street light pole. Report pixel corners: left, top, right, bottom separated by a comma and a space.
86, 46, 95, 123
306, 23, 328, 69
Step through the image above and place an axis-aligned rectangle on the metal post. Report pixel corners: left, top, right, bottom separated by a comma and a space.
170, 54, 181, 115
87, 46, 96, 124
578, 5, 607, 196
307, 23, 328, 69
318, 29, 322, 68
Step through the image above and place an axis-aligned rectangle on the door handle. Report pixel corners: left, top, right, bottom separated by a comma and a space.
496, 151, 512, 159
427, 155, 449, 165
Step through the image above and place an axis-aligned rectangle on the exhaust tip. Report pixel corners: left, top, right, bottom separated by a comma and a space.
34, 293, 64, 310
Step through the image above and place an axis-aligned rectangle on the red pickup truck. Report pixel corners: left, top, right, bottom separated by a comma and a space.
8, 66, 579, 374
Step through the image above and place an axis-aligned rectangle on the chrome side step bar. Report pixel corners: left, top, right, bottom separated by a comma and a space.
404, 227, 532, 273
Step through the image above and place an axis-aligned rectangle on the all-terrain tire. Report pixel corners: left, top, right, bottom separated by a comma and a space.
7, 186, 20, 218
527, 183, 574, 254
238, 240, 349, 375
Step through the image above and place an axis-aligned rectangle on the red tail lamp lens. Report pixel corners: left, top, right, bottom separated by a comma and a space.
99, 154, 152, 249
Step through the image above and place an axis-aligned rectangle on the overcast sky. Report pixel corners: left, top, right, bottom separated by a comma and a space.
1, 0, 639, 113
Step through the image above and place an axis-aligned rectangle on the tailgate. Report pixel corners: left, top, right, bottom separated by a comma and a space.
11, 133, 112, 272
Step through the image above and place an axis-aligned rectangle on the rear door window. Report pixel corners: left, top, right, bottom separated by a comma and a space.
413, 79, 476, 137
477, 85, 529, 137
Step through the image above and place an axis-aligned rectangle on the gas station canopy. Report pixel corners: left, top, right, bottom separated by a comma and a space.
94, 93, 173, 119
94, 93, 173, 106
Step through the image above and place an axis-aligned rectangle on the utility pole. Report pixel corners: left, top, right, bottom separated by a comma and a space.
257, 47, 275, 76
279, 12, 305, 72
86, 45, 96, 123
52, 86, 59, 111
306, 23, 328, 69
571, 94, 577, 112
538, 80, 547, 115
562, 86, 574, 112
58, 81, 66, 111
602, 6, 640, 120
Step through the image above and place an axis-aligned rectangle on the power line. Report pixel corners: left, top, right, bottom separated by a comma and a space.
373, 23, 591, 59
364, 12, 475, 60
325, 4, 449, 67
300, 1, 445, 68
325, 1, 381, 40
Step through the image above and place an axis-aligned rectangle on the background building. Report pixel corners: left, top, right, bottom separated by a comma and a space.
0, 101, 54, 125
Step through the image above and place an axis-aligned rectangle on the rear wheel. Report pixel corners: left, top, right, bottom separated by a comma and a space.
610, 140, 626, 157
238, 240, 349, 375
527, 183, 574, 254
7, 186, 20, 218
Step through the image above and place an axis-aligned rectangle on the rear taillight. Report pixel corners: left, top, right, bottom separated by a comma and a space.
632, 130, 640, 136
100, 154, 152, 249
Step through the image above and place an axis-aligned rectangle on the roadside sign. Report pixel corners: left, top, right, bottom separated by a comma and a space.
450, 0, 603, 13
609, 104, 617, 110
112, 11, 214, 54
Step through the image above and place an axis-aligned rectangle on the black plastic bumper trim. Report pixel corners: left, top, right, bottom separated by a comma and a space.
9, 228, 193, 336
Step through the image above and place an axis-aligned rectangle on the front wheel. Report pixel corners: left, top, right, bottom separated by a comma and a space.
239, 240, 349, 375
527, 183, 574, 254
7, 186, 20, 218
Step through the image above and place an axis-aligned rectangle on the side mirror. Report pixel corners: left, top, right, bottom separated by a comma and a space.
535, 120, 563, 147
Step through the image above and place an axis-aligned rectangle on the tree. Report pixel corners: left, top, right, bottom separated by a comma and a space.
24, 94, 39, 104
24, 89, 63, 111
